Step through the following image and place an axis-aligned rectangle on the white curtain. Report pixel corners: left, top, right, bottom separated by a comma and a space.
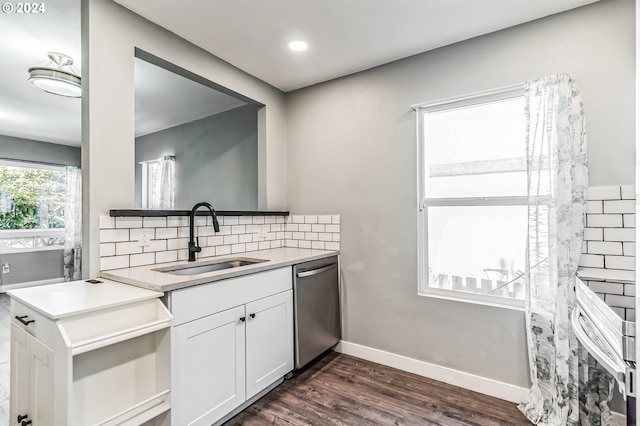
150, 155, 175, 209
63, 166, 81, 281
518, 72, 613, 425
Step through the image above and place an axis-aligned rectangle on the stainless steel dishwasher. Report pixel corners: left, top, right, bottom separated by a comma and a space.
293, 255, 341, 369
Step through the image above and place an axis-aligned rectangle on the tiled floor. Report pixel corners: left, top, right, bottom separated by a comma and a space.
0, 293, 10, 426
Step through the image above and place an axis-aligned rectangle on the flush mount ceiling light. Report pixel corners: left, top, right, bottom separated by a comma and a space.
28, 52, 81, 98
288, 40, 308, 52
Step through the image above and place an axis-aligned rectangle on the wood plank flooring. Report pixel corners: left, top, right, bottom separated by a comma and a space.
225, 351, 531, 426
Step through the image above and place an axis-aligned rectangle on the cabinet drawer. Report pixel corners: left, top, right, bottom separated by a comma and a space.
11, 301, 56, 345
170, 267, 292, 326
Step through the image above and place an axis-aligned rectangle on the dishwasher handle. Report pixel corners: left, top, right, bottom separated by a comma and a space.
296, 263, 337, 278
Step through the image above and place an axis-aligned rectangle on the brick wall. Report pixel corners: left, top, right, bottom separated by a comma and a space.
578, 185, 635, 321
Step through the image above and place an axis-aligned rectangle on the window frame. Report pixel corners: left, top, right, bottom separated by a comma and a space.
415, 85, 526, 309
0, 159, 67, 253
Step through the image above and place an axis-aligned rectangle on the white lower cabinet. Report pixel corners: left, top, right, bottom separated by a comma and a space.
8, 280, 172, 426
170, 267, 294, 426
10, 324, 54, 426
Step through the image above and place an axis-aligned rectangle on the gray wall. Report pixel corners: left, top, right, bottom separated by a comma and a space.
0, 250, 64, 287
0, 134, 80, 166
285, 0, 634, 389
135, 105, 258, 210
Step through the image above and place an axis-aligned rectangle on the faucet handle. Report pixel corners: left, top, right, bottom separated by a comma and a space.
195, 237, 201, 252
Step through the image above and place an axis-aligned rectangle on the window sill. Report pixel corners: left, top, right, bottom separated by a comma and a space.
418, 288, 525, 311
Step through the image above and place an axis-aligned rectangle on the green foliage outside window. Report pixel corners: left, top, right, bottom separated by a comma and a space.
0, 166, 65, 230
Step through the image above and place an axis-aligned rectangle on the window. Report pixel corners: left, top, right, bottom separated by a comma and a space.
140, 155, 175, 209
0, 161, 67, 252
417, 87, 526, 307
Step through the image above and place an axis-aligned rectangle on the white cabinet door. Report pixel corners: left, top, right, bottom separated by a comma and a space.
10, 324, 30, 426
10, 324, 54, 426
172, 305, 246, 426
245, 290, 293, 399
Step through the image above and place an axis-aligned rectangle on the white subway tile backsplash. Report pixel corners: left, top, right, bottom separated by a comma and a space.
603, 200, 635, 214
621, 185, 635, 200
167, 216, 188, 227
216, 245, 231, 256
199, 246, 216, 257
588, 281, 624, 295
115, 241, 143, 256
604, 255, 635, 271
627, 309, 636, 322
100, 243, 116, 257
624, 284, 636, 297
99, 215, 115, 229
588, 186, 621, 200
299, 240, 312, 249
624, 214, 636, 228
224, 235, 239, 245
605, 294, 635, 309
223, 216, 239, 226
100, 256, 129, 271
586, 214, 623, 228
130, 228, 154, 242
623, 242, 636, 256
156, 250, 178, 264
116, 217, 142, 229
318, 215, 332, 224
231, 225, 246, 234
130, 253, 156, 267
167, 238, 189, 250
100, 229, 129, 243
143, 217, 166, 228
578, 254, 604, 268
580, 187, 633, 310
144, 240, 167, 253
155, 227, 178, 240
304, 215, 318, 224
239, 216, 253, 225
583, 228, 603, 241
587, 241, 623, 255
603, 228, 635, 242
100, 214, 341, 272
586, 200, 603, 214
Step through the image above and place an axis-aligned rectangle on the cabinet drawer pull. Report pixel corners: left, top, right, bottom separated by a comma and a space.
21, 420, 32, 426
250, 313, 256, 319
15, 315, 35, 326
239, 316, 246, 322
17, 414, 29, 423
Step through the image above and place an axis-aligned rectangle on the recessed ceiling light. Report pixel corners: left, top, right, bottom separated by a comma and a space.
288, 41, 308, 52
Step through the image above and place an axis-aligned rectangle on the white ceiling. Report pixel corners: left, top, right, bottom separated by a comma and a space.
0, 0, 599, 147
114, 0, 600, 92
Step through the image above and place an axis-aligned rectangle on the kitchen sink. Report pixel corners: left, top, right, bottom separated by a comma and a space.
153, 257, 268, 276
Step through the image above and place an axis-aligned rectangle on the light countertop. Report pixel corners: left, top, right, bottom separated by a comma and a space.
7, 278, 163, 319
100, 247, 339, 292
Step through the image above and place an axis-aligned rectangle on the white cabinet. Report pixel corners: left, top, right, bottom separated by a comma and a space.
172, 306, 245, 426
10, 323, 54, 426
8, 279, 172, 426
170, 267, 294, 426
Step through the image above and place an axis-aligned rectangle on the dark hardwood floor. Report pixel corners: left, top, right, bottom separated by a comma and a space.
225, 351, 531, 426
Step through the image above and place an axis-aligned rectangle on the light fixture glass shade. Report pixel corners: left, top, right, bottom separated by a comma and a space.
27, 52, 81, 98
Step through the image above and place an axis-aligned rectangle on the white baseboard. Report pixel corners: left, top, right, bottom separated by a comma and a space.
0, 277, 65, 292
335, 340, 529, 404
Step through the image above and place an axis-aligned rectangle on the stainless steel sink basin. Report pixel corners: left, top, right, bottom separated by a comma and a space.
153, 257, 267, 276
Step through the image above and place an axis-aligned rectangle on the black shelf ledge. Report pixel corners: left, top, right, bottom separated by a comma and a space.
110, 209, 290, 217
